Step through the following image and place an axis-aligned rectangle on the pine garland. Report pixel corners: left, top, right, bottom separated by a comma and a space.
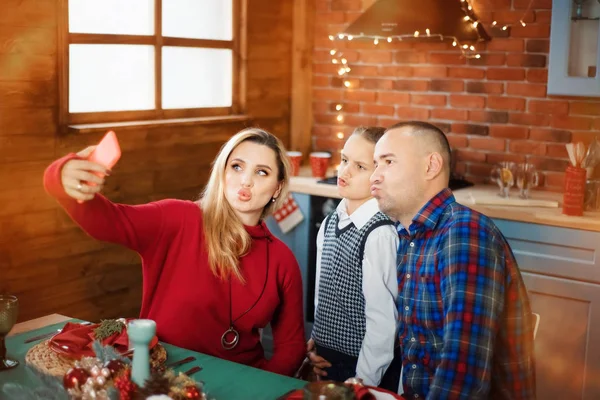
93, 319, 126, 341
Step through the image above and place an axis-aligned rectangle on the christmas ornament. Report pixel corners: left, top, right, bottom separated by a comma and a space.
63, 368, 89, 389
184, 385, 201, 399
95, 375, 106, 386
113, 367, 137, 400
104, 359, 125, 375
90, 365, 101, 377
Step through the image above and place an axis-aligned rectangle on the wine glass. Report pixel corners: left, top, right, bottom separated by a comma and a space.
0, 295, 19, 371
516, 163, 540, 199
490, 162, 516, 198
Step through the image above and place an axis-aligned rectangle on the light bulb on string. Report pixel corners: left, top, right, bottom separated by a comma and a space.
324, 0, 535, 77
344, 81, 351, 88
335, 104, 343, 111
337, 132, 344, 139
336, 115, 343, 122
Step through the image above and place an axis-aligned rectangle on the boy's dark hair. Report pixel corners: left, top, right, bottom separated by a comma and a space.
352, 126, 386, 144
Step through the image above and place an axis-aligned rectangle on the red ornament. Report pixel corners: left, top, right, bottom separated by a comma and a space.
185, 385, 201, 399
104, 359, 125, 375
113, 368, 137, 400
63, 367, 89, 389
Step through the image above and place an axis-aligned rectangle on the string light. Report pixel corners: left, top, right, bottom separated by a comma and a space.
491, 0, 534, 31
328, 0, 486, 61
324, 0, 532, 145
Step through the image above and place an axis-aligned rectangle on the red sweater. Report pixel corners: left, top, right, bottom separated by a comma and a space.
44, 155, 306, 376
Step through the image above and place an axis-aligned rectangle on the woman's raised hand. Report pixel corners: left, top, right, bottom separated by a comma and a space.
60, 146, 111, 202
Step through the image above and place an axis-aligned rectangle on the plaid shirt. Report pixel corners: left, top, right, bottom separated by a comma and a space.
396, 188, 536, 399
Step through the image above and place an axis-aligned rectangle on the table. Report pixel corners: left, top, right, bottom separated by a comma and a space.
1, 315, 306, 399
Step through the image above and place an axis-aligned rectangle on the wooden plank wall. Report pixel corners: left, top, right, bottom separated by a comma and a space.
0, 0, 294, 323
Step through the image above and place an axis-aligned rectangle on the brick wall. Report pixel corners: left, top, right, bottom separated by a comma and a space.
311, 0, 600, 191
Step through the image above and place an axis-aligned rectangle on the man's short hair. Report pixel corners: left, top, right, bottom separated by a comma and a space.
385, 121, 452, 173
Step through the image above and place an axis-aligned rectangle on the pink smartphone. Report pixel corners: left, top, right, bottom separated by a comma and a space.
77, 131, 121, 203
88, 130, 121, 171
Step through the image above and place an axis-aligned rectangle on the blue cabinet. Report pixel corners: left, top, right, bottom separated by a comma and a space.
262, 193, 312, 357
493, 219, 600, 400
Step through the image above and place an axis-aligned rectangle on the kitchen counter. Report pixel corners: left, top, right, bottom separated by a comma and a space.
289, 169, 600, 232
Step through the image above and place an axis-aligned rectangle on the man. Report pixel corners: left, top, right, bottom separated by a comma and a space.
369, 121, 536, 399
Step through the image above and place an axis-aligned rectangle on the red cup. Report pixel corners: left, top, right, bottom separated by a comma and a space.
287, 151, 302, 177
310, 152, 331, 178
563, 165, 586, 216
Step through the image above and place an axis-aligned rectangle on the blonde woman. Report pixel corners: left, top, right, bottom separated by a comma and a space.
43, 128, 306, 376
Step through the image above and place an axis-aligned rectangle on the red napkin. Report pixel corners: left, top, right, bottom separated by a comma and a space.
48, 320, 157, 359
281, 383, 404, 400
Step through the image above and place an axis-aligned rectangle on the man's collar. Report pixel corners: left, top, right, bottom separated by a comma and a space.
410, 188, 455, 231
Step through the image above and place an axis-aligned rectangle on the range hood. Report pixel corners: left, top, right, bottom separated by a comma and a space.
341, 0, 490, 42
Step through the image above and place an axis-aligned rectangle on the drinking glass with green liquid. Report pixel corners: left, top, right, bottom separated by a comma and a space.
0, 295, 19, 371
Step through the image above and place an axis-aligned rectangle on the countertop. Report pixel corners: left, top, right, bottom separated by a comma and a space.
289, 168, 600, 232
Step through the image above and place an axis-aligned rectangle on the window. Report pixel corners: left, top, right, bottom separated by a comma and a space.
59, 0, 244, 125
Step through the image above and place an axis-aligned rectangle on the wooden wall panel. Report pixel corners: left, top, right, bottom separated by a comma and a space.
246, 0, 293, 145
0, 0, 294, 322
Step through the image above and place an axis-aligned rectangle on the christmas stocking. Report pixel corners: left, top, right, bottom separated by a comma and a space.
272, 193, 304, 233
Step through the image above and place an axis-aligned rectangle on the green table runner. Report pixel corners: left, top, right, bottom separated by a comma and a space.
1, 321, 306, 400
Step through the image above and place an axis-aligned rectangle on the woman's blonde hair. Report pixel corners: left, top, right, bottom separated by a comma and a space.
200, 128, 291, 281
